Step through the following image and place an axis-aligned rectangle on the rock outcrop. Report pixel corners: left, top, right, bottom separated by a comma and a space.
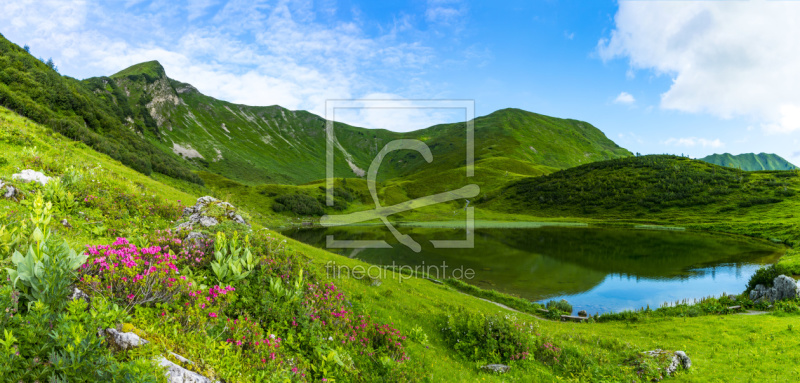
749, 275, 800, 303
176, 196, 248, 230
11, 169, 51, 185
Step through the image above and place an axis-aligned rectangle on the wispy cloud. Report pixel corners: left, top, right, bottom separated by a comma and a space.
664, 137, 724, 149
613, 91, 635, 105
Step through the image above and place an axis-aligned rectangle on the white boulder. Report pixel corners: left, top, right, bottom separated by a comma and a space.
11, 169, 51, 185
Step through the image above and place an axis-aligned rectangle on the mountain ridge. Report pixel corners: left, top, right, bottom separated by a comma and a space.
699, 152, 797, 171
97, 60, 632, 186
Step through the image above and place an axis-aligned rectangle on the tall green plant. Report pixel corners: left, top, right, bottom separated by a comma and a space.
210, 231, 257, 285
5, 192, 87, 309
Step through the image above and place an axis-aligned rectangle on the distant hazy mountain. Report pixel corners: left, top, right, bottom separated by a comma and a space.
699, 153, 797, 171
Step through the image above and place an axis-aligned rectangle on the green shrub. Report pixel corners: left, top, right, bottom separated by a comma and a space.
746, 264, 791, 293
272, 193, 325, 216
546, 299, 573, 315
439, 308, 534, 365
407, 325, 429, 345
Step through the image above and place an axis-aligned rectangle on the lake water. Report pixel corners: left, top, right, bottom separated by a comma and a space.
283, 225, 782, 314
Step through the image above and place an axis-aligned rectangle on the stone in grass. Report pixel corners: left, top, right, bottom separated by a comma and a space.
11, 169, 51, 185
665, 351, 691, 376
370, 277, 382, 287
103, 328, 149, 351
480, 364, 510, 374
157, 357, 218, 383
0, 180, 18, 199
176, 196, 249, 230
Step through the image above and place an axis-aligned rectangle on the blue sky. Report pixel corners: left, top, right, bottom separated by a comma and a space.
3, 0, 800, 163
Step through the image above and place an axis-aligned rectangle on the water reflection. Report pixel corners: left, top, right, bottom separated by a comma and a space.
284, 226, 782, 313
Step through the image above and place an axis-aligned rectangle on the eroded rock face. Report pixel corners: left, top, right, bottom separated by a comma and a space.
749, 275, 800, 303
11, 169, 51, 185
176, 196, 249, 230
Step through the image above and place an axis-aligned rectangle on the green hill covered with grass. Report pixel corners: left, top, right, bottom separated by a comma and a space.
700, 152, 798, 171
99, 58, 630, 185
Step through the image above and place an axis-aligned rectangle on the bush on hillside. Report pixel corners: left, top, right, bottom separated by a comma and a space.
272, 193, 325, 216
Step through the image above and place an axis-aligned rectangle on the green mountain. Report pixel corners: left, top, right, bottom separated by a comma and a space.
700, 152, 798, 171
0, 29, 631, 188
100, 60, 631, 186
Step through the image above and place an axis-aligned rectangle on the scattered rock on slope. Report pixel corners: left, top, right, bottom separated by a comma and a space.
176, 196, 249, 230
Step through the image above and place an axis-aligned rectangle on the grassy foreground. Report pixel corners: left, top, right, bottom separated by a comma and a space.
3, 105, 800, 382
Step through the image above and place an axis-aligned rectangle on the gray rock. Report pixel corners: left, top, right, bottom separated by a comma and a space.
69, 287, 90, 305
577, 310, 588, 317
11, 169, 51, 185
370, 278, 382, 287
0, 180, 17, 199
104, 328, 148, 351
480, 364, 510, 373
157, 357, 217, 383
748, 275, 799, 303
176, 196, 249, 229
773, 275, 799, 301
675, 350, 691, 369
185, 231, 208, 248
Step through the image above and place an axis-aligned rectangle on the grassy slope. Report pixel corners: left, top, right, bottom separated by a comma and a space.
4, 105, 800, 381
700, 152, 798, 171
485, 155, 800, 245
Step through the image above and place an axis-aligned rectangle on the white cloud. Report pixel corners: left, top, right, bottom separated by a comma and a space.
425, 0, 467, 26
599, 0, 800, 133
664, 137, 724, 149
613, 92, 635, 105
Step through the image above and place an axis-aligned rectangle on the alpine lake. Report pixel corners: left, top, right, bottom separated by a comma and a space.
283, 224, 783, 314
